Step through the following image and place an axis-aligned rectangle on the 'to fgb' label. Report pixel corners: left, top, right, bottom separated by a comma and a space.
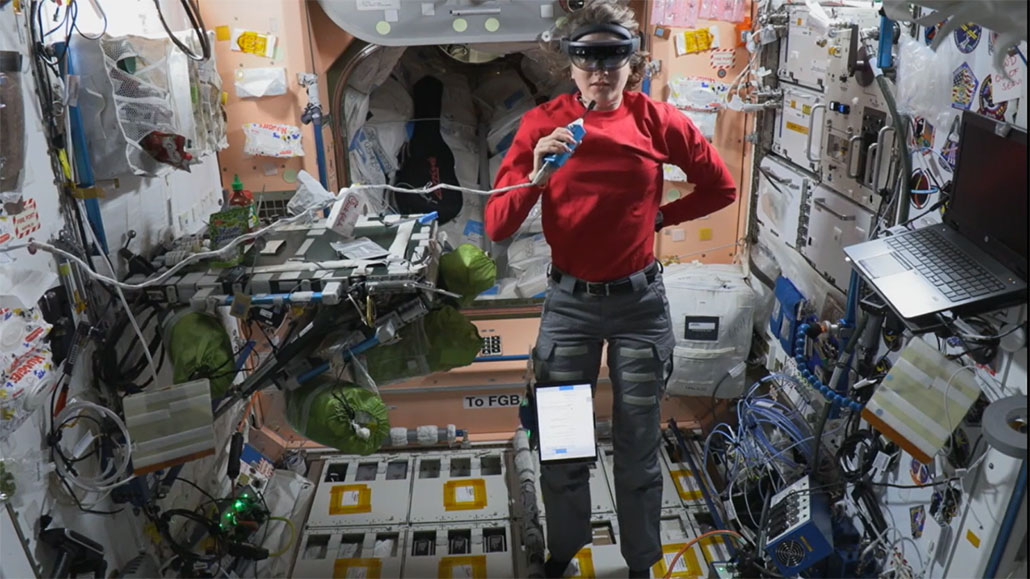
463, 394, 522, 409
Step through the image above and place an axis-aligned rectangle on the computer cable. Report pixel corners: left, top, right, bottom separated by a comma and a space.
836, 429, 882, 483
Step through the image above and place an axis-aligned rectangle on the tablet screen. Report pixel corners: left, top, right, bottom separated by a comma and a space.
536, 383, 596, 462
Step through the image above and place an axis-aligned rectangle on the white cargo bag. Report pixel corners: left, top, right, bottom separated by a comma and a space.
663, 263, 754, 398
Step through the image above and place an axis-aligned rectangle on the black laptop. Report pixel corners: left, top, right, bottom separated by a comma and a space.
843, 112, 1027, 320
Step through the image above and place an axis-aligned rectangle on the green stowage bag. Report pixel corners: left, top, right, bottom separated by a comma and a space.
167, 312, 235, 398
438, 244, 497, 305
363, 306, 483, 385
285, 379, 390, 455
423, 305, 483, 372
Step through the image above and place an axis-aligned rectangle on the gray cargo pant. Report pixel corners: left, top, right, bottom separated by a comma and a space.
533, 265, 676, 571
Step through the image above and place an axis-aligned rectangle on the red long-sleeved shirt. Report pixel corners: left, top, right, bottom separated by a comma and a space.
485, 91, 737, 282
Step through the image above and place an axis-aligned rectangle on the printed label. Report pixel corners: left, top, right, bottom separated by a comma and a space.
786, 121, 810, 135
356, 0, 400, 9
463, 394, 522, 409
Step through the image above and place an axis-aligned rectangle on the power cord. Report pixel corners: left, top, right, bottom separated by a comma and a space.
153, 0, 210, 62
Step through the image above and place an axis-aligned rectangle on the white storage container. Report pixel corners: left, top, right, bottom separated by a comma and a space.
662, 263, 755, 398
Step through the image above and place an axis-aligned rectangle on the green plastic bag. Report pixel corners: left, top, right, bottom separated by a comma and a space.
423, 306, 482, 372
439, 244, 497, 305
284, 379, 390, 455
363, 306, 483, 384
167, 312, 235, 398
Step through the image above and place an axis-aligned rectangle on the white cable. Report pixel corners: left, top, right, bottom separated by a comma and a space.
53, 400, 135, 492
29, 205, 327, 290
78, 201, 160, 385
943, 365, 976, 437
29, 180, 535, 291
349, 180, 533, 198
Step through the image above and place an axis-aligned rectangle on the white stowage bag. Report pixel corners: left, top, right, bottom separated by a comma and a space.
662, 263, 755, 398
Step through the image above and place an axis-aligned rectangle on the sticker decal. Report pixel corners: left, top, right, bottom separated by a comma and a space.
953, 23, 982, 54
909, 458, 932, 486
978, 75, 1008, 120
951, 62, 979, 110
913, 117, 935, 149
910, 505, 926, 539
924, 22, 945, 46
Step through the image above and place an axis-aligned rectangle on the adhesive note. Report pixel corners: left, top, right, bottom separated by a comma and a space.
215, 25, 231, 41
966, 529, 981, 548
455, 485, 477, 503
343, 490, 361, 506
230, 28, 277, 58
699, 227, 713, 241
663, 551, 689, 574
993, 52, 1024, 103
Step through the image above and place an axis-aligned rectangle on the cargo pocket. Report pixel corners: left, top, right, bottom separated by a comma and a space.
613, 341, 673, 404
532, 339, 600, 384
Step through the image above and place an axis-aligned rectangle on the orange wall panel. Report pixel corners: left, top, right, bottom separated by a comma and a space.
644, 8, 754, 265
199, 0, 349, 193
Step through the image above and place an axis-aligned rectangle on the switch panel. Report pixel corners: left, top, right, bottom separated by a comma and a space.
480, 336, 502, 357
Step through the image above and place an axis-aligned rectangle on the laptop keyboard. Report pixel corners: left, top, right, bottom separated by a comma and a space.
885, 228, 1007, 302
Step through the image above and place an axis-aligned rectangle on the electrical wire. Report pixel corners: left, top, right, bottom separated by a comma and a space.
943, 365, 976, 439
661, 530, 746, 579
52, 401, 135, 492
266, 516, 296, 558
73, 0, 108, 40
80, 201, 160, 385
152, 0, 210, 62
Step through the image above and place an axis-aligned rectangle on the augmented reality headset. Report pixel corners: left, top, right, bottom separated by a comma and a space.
560, 23, 640, 71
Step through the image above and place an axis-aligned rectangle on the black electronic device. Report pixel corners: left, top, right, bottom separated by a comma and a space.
40, 528, 107, 579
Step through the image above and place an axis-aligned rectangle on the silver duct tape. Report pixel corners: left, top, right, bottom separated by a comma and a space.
983, 395, 1029, 458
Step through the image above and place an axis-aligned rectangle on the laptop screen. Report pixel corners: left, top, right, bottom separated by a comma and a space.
945, 112, 1028, 279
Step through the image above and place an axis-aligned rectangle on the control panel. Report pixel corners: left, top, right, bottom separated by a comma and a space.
819, 26, 891, 212
764, 475, 834, 576
778, 5, 881, 91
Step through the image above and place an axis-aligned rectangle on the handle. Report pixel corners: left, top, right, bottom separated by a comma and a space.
805, 104, 827, 163
865, 143, 879, 186
871, 126, 895, 190
813, 198, 856, 221
846, 135, 863, 178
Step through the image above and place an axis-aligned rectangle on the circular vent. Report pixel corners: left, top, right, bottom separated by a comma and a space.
775, 540, 806, 568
